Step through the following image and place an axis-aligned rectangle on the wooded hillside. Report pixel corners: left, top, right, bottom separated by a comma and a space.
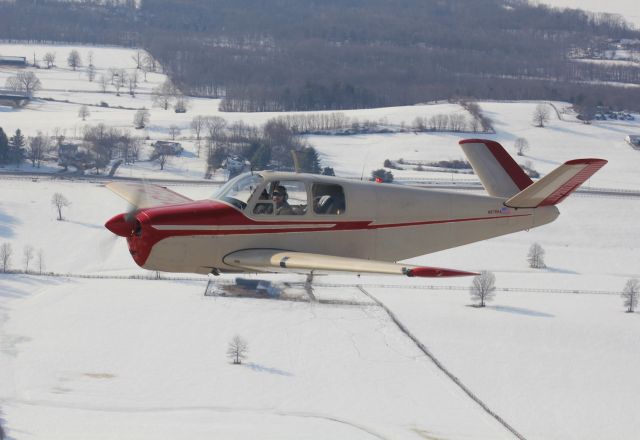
1, 0, 639, 111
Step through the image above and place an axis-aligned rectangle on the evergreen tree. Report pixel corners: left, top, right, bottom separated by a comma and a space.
0, 127, 9, 164
9, 129, 26, 167
298, 147, 321, 174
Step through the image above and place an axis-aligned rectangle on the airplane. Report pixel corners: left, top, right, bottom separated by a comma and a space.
104, 139, 606, 278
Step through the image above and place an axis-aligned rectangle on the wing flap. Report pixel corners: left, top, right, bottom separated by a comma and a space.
223, 249, 477, 278
106, 182, 192, 209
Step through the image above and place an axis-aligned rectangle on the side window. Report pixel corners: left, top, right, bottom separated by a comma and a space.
253, 180, 308, 216
253, 183, 274, 215
312, 183, 346, 215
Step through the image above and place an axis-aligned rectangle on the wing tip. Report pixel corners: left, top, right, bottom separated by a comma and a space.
406, 267, 479, 278
564, 158, 607, 166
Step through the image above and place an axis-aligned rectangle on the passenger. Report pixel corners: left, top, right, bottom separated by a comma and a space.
273, 185, 294, 215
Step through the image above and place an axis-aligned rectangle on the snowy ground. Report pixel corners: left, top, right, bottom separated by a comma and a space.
1, 42, 640, 440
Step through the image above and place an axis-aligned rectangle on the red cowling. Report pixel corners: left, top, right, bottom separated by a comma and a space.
105, 213, 135, 237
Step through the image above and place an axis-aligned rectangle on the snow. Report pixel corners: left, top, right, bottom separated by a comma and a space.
538, 0, 640, 28
0, 277, 511, 440
1, 41, 640, 440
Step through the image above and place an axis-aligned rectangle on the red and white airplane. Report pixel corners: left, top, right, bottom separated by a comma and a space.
105, 139, 606, 278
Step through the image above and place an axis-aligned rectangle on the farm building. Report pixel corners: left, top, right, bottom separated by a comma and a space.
0, 55, 27, 66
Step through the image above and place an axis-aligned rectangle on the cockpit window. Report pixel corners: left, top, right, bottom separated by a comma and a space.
214, 173, 263, 210
253, 180, 308, 216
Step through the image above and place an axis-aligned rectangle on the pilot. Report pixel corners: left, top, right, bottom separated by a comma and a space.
273, 185, 294, 215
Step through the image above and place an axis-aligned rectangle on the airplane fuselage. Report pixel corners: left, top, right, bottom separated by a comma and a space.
119, 173, 559, 275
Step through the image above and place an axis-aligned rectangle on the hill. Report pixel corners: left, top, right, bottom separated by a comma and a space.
1, 0, 640, 111
1, 41, 640, 440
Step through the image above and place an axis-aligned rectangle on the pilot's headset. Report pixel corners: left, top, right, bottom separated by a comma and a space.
274, 185, 288, 202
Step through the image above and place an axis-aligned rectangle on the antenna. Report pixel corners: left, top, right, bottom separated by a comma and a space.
360, 146, 371, 181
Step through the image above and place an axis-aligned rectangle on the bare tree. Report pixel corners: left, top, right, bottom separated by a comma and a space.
204, 116, 227, 141
27, 132, 48, 168
174, 94, 189, 113
143, 53, 157, 73
0, 243, 12, 273
98, 74, 109, 93
527, 243, 546, 268
43, 52, 56, 68
152, 141, 172, 170
5, 71, 42, 96
226, 335, 249, 364
140, 61, 150, 82
78, 105, 90, 121
622, 278, 639, 313
87, 63, 96, 82
119, 136, 141, 164
113, 69, 127, 96
152, 79, 177, 110
67, 49, 82, 71
533, 103, 550, 127
514, 137, 529, 156
168, 125, 181, 140
51, 192, 71, 221
107, 67, 119, 85
191, 116, 206, 157
132, 50, 144, 69
470, 270, 496, 307
127, 70, 139, 96
133, 109, 150, 129
37, 249, 45, 274
191, 116, 205, 141
23, 245, 34, 273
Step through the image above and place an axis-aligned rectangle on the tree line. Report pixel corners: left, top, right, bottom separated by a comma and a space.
0, 124, 140, 174
189, 116, 321, 175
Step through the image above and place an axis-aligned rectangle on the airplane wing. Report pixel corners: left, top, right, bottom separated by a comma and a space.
223, 249, 477, 278
105, 182, 192, 209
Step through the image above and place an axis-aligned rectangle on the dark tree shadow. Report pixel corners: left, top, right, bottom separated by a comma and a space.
0, 210, 19, 238
64, 219, 103, 230
543, 266, 580, 275
244, 362, 293, 377
179, 150, 196, 159
488, 305, 554, 318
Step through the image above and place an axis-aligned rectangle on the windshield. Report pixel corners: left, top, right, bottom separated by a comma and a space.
213, 173, 263, 210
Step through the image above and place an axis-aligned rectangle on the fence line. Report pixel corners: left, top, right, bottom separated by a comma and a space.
0, 272, 621, 296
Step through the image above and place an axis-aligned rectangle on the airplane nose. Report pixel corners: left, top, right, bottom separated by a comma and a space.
105, 213, 135, 237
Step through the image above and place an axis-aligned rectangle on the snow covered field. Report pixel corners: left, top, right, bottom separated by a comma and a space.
1, 42, 640, 439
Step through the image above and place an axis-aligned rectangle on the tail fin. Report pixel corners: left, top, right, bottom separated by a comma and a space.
505, 158, 607, 208
459, 139, 533, 197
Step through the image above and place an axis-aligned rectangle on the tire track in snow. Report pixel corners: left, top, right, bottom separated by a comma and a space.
357, 286, 527, 440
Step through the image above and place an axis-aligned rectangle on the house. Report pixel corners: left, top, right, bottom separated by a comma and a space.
57, 143, 92, 171
0, 56, 27, 66
222, 155, 249, 174
153, 141, 183, 155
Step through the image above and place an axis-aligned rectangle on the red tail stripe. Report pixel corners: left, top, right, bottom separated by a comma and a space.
539, 160, 607, 206
459, 139, 533, 190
